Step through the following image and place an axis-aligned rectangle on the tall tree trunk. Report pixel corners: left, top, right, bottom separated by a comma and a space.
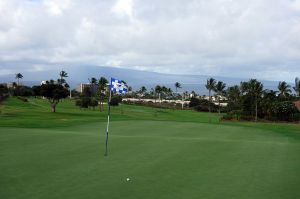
208, 90, 211, 113
51, 104, 56, 113
99, 100, 102, 112
218, 97, 221, 115
99, 93, 105, 112
255, 97, 258, 122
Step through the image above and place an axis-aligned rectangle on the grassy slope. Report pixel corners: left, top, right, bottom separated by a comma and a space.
0, 97, 221, 128
0, 97, 300, 199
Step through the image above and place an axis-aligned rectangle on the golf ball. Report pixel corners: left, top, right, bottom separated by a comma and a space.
126, 178, 130, 181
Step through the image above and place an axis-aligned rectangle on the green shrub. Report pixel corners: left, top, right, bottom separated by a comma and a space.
190, 98, 218, 112
240, 115, 254, 121
13, 86, 33, 96
189, 97, 201, 107
222, 114, 234, 120
122, 100, 184, 109
75, 99, 82, 107
222, 110, 242, 121
274, 101, 299, 121
110, 95, 122, 106
90, 98, 98, 110
0, 84, 9, 102
17, 96, 28, 102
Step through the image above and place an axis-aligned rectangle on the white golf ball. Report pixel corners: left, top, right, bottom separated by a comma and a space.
126, 178, 130, 181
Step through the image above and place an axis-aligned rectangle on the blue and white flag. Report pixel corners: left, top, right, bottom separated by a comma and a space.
110, 78, 128, 94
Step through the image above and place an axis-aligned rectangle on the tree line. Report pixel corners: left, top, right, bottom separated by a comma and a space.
0, 71, 70, 112
194, 77, 300, 122
1, 71, 299, 122
124, 82, 196, 101
0, 71, 124, 112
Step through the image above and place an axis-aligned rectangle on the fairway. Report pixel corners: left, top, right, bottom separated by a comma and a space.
1, 98, 300, 199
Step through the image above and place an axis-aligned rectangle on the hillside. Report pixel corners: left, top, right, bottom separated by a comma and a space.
0, 97, 221, 128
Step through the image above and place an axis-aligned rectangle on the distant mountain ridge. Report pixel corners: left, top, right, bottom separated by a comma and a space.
0, 66, 286, 95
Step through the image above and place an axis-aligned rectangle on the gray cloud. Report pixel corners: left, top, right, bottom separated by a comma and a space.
0, 0, 300, 81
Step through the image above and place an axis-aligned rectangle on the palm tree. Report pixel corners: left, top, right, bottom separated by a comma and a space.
88, 77, 97, 95
64, 83, 70, 98
150, 88, 155, 100
89, 77, 97, 84
261, 89, 277, 119
161, 86, 169, 99
294, 77, 300, 98
59, 70, 68, 85
278, 81, 291, 98
139, 86, 147, 95
175, 82, 181, 93
98, 77, 108, 90
138, 86, 147, 100
167, 88, 173, 98
226, 85, 242, 118
252, 80, 263, 122
215, 81, 226, 114
191, 90, 197, 97
15, 73, 23, 86
183, 91, 189, 99
205, 78, 216, 113
12, 82, 17, 88
227, 85, 241, 105
241, 79, 263, 122
97, 77, 108, 111
155, 85, 162, 102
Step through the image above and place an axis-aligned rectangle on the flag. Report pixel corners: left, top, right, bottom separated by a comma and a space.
110, 78, 128, 94
105, 78, 128, 156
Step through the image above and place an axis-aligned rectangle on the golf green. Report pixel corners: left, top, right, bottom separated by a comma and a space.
1, 121, 300, 199
1, 98, 300, 198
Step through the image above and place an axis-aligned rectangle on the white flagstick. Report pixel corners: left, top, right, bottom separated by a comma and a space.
104, 89, 112, 156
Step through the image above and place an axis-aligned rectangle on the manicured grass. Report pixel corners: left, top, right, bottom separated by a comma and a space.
0, 97, 221, 128
0, 97, 300, 199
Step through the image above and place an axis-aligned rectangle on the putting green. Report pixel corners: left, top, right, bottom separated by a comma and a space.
1, 120, 300, 199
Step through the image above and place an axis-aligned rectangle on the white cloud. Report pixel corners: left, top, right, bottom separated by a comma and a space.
106, 59, 122, 67
112, 0, 133, 18
0, 0, 300, 81
43, 0, 72, 16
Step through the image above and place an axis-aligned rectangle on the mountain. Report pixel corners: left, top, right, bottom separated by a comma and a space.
0, 66, 284, 95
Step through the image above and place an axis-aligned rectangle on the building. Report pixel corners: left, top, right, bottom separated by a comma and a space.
6, 82, 17, 88
77, 83, 98, 94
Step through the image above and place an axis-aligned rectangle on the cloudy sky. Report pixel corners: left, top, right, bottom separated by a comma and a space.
0, 0, 300, 81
